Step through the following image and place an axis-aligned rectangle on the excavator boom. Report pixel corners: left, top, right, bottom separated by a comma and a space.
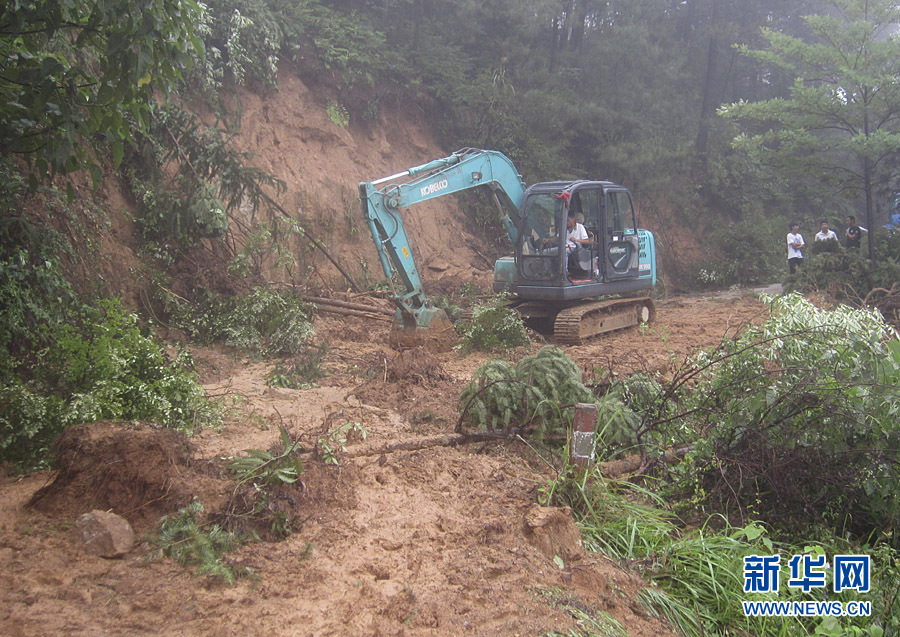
359, 148, 525, 329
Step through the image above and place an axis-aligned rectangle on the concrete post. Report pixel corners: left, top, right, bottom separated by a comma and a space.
571, 403, 598, 471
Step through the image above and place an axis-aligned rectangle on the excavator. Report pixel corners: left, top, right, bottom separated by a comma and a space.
358, 148, 657, 344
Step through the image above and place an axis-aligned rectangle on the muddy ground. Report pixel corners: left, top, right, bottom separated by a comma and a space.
0, 291, 768, 636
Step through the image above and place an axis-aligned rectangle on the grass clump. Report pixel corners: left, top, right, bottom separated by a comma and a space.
537, 586, 627, 636
548, 470, 896, 636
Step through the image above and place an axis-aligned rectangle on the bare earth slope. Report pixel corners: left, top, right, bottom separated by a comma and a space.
0, 293, 766, 636
227, 72, 497, 293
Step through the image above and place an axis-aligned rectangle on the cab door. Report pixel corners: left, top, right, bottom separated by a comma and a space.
603, 189, 641, 281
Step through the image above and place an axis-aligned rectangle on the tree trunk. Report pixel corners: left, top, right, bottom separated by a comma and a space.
692, 33, 720, 180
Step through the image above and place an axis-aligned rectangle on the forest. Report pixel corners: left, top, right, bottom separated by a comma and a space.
2, 0, 900, 635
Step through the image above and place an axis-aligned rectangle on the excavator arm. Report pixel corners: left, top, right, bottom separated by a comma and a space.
359, 148, 526, 330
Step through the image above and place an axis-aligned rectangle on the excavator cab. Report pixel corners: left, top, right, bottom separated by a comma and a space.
509, 181, 652, 302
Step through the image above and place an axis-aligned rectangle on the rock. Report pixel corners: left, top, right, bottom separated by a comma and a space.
522, 505, 584, 563
426, 260, 450, 272
74, 510, 135, 558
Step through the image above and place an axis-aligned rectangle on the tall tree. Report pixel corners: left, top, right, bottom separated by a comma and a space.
721, 0, 900, 261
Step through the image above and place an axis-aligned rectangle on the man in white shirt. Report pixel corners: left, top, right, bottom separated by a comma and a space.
814, 220, 838, 243
565, 212, 590, 253
787, 221, 804, 274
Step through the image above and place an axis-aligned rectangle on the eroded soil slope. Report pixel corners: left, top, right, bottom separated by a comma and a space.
0, 292, 767, 636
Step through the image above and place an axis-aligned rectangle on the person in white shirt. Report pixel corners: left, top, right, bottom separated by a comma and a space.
787, 221, 805, 274
565, 212, 590, 253
814, 220, 838, 243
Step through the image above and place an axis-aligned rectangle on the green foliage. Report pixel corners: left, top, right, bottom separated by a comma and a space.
196, 0, 282, 91
455, 293, 530, 354
318, 421, 366, 465
458, 346, 634, 444
0, 232, 80, 373
135, 178, 227, 247
458, 358, 529, 431
173, 287, 314, 356
228, 426, 303, 486
0, 296, 221, 470
154, 499, 249, 585
42, 300, 216, 432
127, 102, 285, 252
0, 175, 223, 470
326, 101, 349, 128
693, 213, 785, 288
227, 216, 305, 281
722, 1, 900, 213
0, 379, 68, 471
549, 469, 897, 636
674, 292, 900, 540
285, 3, 387, 90
0, 0, 203, 185
790, 231, 900, 307
459, 346, 655, 452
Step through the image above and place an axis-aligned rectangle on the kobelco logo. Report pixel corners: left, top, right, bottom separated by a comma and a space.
420, 179, 449, 197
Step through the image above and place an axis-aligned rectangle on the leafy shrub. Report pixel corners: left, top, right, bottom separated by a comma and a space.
458, 346, 640, 445
54, 301, 215, 429
0, 380, 68, 470
675, 292, 900, 540
175, 287, 314, 356
790, 231, 900, 308
0, 299, 221, 470
0, 207, 82, 375
455, 293, 530, 353
692, 213, 784, 288
0, 246, 79, 371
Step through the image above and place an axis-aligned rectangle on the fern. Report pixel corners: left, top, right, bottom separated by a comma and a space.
154, 500, 248, 586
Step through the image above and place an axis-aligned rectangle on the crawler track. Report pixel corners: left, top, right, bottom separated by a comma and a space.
552, 297, 656, 344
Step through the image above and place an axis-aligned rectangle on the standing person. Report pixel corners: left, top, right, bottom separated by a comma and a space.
787, 221, 805, 274
814, 220, 838, 242
844, 215, 861, 249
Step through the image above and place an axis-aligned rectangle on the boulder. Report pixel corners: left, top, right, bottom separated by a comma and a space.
74, 510, 135, 558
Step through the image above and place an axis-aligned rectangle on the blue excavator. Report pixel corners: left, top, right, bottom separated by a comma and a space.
359, 148, 657, 344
